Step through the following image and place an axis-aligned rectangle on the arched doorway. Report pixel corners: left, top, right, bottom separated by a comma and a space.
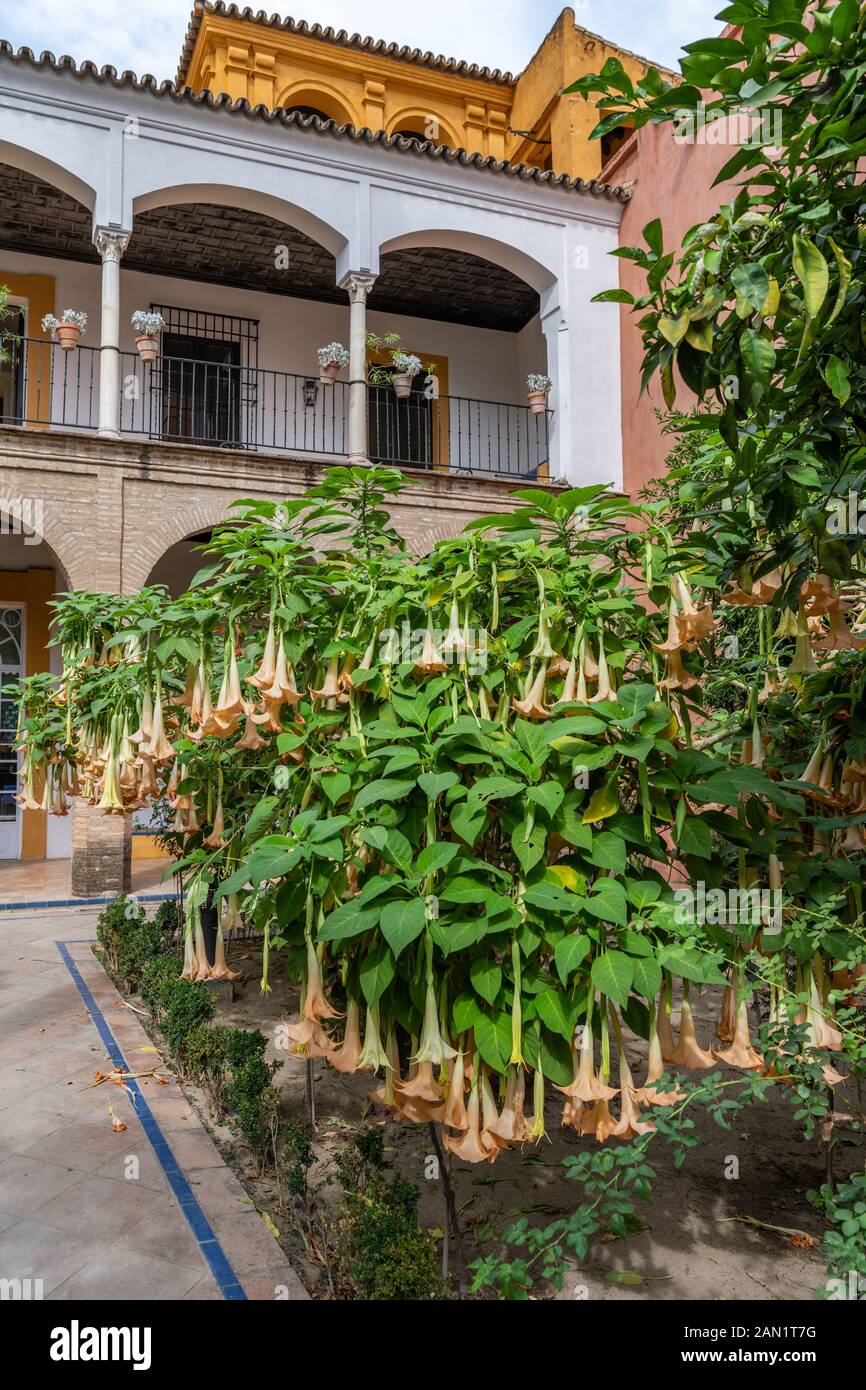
0, 523, 71, 860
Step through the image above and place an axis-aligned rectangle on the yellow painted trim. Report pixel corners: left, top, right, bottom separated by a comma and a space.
274, 77, 358, 125
0, 569, 54, 859
0, 272, 55, 426
368, 347, 449, 472
132, 835, 171, 862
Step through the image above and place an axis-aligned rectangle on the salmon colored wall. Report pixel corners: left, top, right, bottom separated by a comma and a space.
607, 123, 739, 497
0, 568, 55, 859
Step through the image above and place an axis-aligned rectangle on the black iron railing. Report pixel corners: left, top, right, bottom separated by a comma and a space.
368, 383, 550, 480
0, 334, 100, 430
119, 351, 349, 456
0, 337, 551, 478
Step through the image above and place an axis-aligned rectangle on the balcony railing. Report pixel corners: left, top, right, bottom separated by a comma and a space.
0, 337, 551, 480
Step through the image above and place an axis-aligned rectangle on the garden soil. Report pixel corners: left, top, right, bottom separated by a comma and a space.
173, 950, 835, 1301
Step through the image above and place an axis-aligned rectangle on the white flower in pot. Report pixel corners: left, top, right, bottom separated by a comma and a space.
392, 351, 423, 399
42, 310, 87, 352
317, 341, 349, 384
131, 310, 166, 364
527, 372, 553, 414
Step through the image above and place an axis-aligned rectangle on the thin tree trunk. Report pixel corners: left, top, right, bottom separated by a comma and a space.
429, 1122, 466, 1297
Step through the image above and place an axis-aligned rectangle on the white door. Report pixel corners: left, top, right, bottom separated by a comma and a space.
0, 605, 24, 858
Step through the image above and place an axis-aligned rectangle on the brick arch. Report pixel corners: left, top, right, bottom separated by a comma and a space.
122, 494, 270, 594
0, 501, 78, 592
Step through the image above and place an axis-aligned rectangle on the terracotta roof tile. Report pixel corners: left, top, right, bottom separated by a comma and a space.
0, 42, 630, 201
175, 2, 516, 87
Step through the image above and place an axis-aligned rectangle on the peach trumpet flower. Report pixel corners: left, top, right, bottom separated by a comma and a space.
443, 1072, 497, 1163
274, 1016, 335, 1059
714, 993, 763, 1070
328, 997, 365, 1074
302, 936, 341, 1023
511, 662, 551, 720
555, 1024, 618, 1103
444, 1050, 469, 1131
414, 619, 447, 675
247, 619, 277, 690
611, 1050, 656, 1138
669, 993, 716, 1069
487, 1065, 530, 1143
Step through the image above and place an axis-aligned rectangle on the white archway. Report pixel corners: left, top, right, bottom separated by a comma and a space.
378, 229, 557, 299
132, 183, 347, 262
0, 139, 96, 213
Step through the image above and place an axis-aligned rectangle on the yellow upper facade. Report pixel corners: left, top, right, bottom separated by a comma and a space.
178, 4, 674, 181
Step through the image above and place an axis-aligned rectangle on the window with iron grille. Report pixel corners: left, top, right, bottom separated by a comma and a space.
149, 305, 260, 448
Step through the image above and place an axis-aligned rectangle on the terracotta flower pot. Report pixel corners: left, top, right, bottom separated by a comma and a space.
527, 390, 548, 415
393, 372, 413, 399
318, 360, 340, 385
56, 322, 81, 352
135, 333, 160, 364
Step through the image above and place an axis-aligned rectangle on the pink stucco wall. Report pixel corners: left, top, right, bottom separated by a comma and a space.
605, 121, 737, 497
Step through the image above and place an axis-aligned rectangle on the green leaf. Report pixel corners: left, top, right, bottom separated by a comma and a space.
474, 1011, 512, 1073
631, 956, 662, 1001
591, 950, 634, 1008
792, 233, 829, 319
359, 940, 395, 1005
582, 781, 620, 823
359, 825, 414, 874
823, 355, 851, 405
523, 881, 583, 915
470, 956, 502, 1006
535, 989, 575, 1039
353, 778, 416, 812
676, 817, 712, 859
416, 841, 459, 877
418, 771, 459, 799
526, 781, 565, 818
740, 327, 775, 386
590, 831, 627, 873
826, 237, 852, 326
585, 879, 628, 927
452, 991, 481, 1033
379, 898, 427, 957
320, 772, 351, 804
731, 263, 769, 311
554, 932, 591, 985
319, 902, 380, 942
450, 801, 488, 848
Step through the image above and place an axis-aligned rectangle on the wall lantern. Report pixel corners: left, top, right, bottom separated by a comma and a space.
303, 378, 318, 409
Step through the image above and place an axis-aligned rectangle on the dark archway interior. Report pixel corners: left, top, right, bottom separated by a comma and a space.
0, 164, 540, 330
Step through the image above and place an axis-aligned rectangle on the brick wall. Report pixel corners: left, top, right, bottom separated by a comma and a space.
70, 798, 132, 898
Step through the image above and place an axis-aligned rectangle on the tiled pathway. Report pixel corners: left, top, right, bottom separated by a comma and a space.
0, 905, 308, 1301
0, 858, 170, 908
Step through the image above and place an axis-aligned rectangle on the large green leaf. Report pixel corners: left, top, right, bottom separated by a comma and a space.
590, 950, 634, 1008
379, 898, 427, 958
792, 233, 829, 318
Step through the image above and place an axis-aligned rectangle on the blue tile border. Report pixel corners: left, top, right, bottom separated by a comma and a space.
1, 893, 174, 913
55, 939, 248, 1301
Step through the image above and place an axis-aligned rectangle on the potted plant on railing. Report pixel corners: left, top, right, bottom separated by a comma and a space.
526, 372, 553, 414
317, 341, 349, 385
42, 310, 87, 352
391, 350, 423, 399
131, 310, 166, 364
366, 333, 428, 399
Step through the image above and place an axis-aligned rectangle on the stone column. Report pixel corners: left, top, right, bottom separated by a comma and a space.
338, 270, 377, 463
94, 227, 130, 439
71, 798, 132, 898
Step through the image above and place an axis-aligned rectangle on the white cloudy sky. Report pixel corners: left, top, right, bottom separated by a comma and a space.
0, 1, 725, 81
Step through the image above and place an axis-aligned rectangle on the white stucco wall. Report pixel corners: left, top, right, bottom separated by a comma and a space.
0, 50, 626, 485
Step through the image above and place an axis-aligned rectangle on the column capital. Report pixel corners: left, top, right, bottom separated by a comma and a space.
338, 269, 377, 304
93, 227, 131, 264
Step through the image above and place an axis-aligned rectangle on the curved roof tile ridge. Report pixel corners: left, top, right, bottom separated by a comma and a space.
0, 40, 630, 202
175, 2, 516, 85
